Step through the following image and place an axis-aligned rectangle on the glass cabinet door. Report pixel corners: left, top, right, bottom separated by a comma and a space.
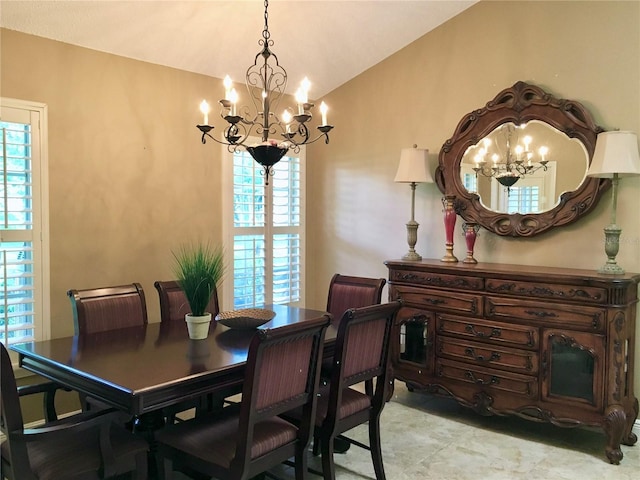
394, 308, 434, 382
542, 330, 604, 410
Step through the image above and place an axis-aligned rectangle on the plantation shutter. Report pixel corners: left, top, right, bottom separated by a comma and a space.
1, 101, 48, 348
228, 147, 304, 309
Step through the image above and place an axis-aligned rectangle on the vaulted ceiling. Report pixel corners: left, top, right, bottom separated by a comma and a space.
1, 1, 477, 97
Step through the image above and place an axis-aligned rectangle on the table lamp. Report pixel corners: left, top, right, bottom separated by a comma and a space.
394, 145, 433, 260
586, 131, 640, 274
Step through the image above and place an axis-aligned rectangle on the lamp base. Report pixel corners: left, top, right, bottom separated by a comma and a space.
598, 263, 625, 275
402, 251, 423, 261
598, 224, 624, 275
402, 220, 422, 262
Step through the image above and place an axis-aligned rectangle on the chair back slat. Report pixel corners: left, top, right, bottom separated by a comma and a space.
326, 274, 386, 322
67, 283, 148, 334
254, 336, 314, 411
330, 301, 401, 398
342, 317, 387, 379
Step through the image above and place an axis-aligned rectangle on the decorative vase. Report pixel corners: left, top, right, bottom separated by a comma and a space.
185, 313, 212, 340
441, 195, 458, 263
462, 222, 480, 264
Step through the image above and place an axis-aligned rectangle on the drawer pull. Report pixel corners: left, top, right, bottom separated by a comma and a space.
464, 347, 501, 363
465, 371, 500, 386
465, 324, 501, 338
524, 309, 558, 319
425, 298, 445, 306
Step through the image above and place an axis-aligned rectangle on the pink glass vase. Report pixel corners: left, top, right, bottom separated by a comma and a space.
462, 222, 480, 264
441, 195, 458, 263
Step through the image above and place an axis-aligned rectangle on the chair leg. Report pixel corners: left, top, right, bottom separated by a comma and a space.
369, 417, 386, 480
295, 444, 308, 480
320, 434, 337, 480
159, 456, 173, 480
134, 451, 148, 480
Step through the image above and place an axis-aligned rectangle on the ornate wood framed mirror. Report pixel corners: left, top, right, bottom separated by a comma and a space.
435, 81, 610, 237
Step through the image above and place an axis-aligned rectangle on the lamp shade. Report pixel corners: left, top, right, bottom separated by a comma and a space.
587, 131, 640, 178
394, 146, 433, 183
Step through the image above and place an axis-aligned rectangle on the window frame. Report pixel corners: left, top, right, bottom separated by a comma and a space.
221, 141, 306, 311
1, 97, 50, 367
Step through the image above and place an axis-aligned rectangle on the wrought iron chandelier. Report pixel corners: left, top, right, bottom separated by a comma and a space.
472, 123, 549, 187
196, 0, 334, 185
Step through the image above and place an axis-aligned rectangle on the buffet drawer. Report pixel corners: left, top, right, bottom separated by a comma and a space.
485, 297, 606, 332
389, 268, 483, 291
436, 313, 538, 349
392, 285, 482, 316
436, 358, 538, 398
486, 279, 607, 305
437, 337, 538, 375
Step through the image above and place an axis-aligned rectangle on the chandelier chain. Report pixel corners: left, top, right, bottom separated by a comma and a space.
262, 0, 271, 47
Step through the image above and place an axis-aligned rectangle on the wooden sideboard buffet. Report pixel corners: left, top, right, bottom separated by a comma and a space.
385, 259, 639, 464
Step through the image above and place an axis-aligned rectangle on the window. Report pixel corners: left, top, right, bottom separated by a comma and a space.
496, 162, 556, 213
222, 145, 305, 310
1, 98, 50, 355
460, 164, 478, 193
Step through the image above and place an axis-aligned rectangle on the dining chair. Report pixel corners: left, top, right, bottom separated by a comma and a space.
323, 274, 387, 397
154, 279, 235, 424
154, 279, 220, 323
67, 282, 148, 418
0, 342, 149, 480
326, 274, 386, 321
67, 282, 148, 335
285, 300, 401, 480
154, 313, 331, 480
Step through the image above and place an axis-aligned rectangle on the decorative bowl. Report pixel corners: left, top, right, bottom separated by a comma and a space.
215, 308, 276, 329
246, 144, 288, 167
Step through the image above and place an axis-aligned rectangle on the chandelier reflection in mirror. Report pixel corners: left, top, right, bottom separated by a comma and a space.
471, 123, 549, 188
196, 0, 334, 185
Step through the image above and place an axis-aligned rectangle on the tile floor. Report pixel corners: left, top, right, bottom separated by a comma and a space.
173, 381, 640, 479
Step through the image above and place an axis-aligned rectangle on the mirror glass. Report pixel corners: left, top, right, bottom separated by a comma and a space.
459, 121, 589, 214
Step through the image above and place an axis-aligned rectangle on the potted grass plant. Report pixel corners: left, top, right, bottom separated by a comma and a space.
173, 241, 225, 339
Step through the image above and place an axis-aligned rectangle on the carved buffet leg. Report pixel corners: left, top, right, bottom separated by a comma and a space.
602, 406, 626, 464
622, 397, 638, 446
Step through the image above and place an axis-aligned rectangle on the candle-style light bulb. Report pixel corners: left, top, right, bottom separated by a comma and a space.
295, 88, 305, 114
538, 145, 549, 162
229, 89, 238, 116
523, 135, 532, 152
514, 145, 524, 161
319, 101, 328, 126
223, 75, 232, 100
282, 110, 292, 133
199, 100, 210, 125
300, 77, 311, 100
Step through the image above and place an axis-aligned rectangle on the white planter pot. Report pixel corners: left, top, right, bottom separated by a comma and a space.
185, 313, 212, 340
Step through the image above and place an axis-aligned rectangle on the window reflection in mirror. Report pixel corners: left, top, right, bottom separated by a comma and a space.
460, 121, 589, 214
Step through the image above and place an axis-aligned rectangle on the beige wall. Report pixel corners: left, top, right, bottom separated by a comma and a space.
2, 28, 227, 338
306, 1, 640, 382
2, 0, 639, 414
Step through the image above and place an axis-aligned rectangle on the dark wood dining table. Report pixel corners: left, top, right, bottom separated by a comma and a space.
11, 304, 335, 418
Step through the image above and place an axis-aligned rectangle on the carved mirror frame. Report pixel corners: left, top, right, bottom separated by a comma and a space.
435, 81, 610, 237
